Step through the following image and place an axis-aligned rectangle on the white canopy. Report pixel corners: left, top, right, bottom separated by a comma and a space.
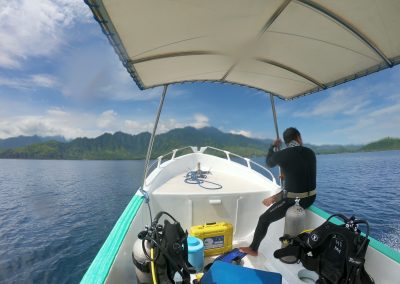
86, 0, 400, 100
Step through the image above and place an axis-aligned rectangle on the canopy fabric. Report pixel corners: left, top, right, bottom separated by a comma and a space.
86, 0, 400, 100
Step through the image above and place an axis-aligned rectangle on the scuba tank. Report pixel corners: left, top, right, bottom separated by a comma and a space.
280, 197, 306, 264
132, 239, 152, 283
132, 238, 168, 284
133, 211, 195, 284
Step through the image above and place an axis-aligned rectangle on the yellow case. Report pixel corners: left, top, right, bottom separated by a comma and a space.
189, 222, 233, 256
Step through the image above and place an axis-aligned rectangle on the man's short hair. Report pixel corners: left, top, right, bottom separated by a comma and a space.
283, 127, 301, 144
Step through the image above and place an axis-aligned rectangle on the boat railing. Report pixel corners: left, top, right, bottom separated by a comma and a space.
146, 146, 276, 184
202, 146, 276, 184
146, 146, 197, 175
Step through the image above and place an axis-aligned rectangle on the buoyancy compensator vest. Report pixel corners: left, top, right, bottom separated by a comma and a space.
274, 214, 374, 284
134, 211, 195, 284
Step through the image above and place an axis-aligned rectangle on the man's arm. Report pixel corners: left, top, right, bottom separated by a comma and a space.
266, 139, 282, 167
262, 191, 284, 207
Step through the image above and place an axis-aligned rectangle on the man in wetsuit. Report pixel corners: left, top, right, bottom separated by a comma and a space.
240, 127, 316, 256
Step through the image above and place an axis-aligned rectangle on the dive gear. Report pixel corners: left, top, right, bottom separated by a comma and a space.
274, 214, 374, 284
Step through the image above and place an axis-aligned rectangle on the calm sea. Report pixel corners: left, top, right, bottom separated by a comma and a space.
0, 151, 399, 283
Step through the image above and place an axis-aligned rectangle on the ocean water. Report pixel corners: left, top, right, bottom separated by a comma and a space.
0, 151, 399, 283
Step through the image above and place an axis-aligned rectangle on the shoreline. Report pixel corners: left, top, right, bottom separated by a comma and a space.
1, 149, 399, 161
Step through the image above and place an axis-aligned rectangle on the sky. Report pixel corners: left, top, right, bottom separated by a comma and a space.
0, 0, 400, 145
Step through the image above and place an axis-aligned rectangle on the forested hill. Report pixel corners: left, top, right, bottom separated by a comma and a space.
0, 127, 271, 160
360, 137, 400, 152
0, 128, 399, 160
0, 135, 66, 149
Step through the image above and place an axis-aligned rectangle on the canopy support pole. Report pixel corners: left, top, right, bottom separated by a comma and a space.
140, 84, 168, 202
269, 94, 283, 186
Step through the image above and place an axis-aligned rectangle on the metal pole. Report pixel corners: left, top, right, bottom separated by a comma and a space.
270, 94, 280, 140
269, 93, 283, 186
140, 85, 168, 200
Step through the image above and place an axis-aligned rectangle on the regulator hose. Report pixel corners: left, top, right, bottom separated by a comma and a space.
150, 248, 158, 284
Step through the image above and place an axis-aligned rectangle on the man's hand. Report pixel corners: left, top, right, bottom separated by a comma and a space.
273, 138, 282, 149
262, 196, 275, 207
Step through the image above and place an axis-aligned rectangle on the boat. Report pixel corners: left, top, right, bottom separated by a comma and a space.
82, 1, 400, 283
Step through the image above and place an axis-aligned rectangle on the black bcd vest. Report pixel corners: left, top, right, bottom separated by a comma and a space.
274, 214, 374, 284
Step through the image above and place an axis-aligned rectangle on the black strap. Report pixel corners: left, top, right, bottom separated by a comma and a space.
273, 246, 301, 259
132, 252, 150, 273
273, 246, 320, 272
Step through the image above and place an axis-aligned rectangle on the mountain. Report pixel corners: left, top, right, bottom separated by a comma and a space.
0, 135, 67, 150
153, 127, 272, 156
1, 128, 398, 160
360, 137, 400, 152
0, 127, 270, 160
308, 144, 362, 154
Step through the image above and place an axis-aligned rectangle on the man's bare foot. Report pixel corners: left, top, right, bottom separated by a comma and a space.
239, 247, 258, 256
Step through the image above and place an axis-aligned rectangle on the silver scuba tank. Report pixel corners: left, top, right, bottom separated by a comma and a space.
133, 239, 169, 284
280, 197, 306, 264
132, 239, 152, 283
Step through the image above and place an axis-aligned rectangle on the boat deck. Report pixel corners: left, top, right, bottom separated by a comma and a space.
147, 156, 318, 283
202, 221, 316, 284
152, 170, 270, 195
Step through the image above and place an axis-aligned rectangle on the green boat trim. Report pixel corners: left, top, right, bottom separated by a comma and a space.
309, 205, 400, 264
81, 195, 144, 284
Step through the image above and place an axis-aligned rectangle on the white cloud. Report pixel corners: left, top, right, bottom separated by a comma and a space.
0, 0, 91, 69
112, 114, 209, 136
0, 77, 27, 90
46, 107, 68, 117
229, 130, 253, 138
369, 103, 400, 118
0, 111, 98, 139
191, 114, 209, 128
293, 88, 370, 117
0, 74, 58, 90
122, 116, 199, 135
97, 110, 118, 129
158, 118, 185, 133
325, 98, 400, 144
123, 120, 146, 133
0, 1, 182, 102
0, 108, 212, 139
0, 105, 109, 139
30, 74, 58, 88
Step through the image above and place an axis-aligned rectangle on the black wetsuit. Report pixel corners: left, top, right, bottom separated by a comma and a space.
249, 145, 317, 251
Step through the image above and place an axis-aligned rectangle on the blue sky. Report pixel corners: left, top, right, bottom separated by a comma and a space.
1, 0, 400, 145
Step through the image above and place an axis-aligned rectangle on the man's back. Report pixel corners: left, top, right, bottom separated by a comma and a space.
240, 127, 317, 256
267, 146, 316, 193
